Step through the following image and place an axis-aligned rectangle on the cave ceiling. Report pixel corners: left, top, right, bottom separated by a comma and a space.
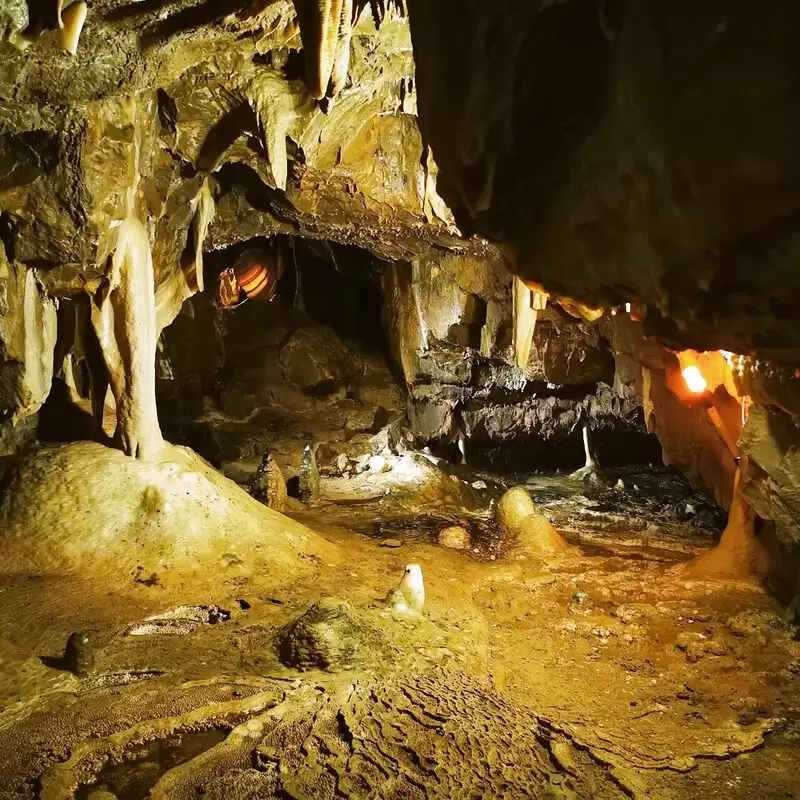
2, 0, 800, 364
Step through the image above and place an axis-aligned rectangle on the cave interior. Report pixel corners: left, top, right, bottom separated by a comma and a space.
1, 1, 800, 798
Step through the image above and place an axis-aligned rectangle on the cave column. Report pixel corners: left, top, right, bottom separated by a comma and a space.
90, 97, 163, 460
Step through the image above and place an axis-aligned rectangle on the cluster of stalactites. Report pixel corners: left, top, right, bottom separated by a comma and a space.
5, 0, 88, 54
291, 0, 407, 100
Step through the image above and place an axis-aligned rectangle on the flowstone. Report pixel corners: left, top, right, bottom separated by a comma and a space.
0, 441, 332, 580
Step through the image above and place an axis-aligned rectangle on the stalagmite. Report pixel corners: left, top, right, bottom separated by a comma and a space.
581, 423, 597, 471
495, 487, 569, 558
683, 461, 770, 578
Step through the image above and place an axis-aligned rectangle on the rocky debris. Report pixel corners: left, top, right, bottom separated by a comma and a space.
250, 452, 287, 512
298, 445, 320, 503
369, 422, 417, 455
279, 326, 355, 396
334, 452, 350, 475
438, 525, 471, 550
379, 538, 402, 548
277, 597, 365, 672
125, 605, 231, 636
63, 631, 94, 676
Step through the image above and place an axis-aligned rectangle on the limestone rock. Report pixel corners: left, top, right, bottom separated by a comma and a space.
495, 487, 539, 533
345, 405, 388, 434
0, 442, 329, 580
63, 631, 94, 676
515, 514, 569, 558
278, 597, 363, 671
0, 0, 27, 47
298, 445, 320, 504
279, 326, 354, 395
250, 452, 288, 513
438, 525, 471, 550
739, 404, 800, 547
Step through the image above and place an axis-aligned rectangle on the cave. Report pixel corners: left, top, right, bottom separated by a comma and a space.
1, 2, 800, 798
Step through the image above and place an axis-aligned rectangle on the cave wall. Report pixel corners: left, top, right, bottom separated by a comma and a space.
383, 251, 651, 469
0, 240, 56, 454
407, 0, 800, 361
0, 7, 499, 458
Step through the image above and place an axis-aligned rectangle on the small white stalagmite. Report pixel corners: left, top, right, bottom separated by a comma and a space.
388, 563, 425, 613
582, 423, 597, 470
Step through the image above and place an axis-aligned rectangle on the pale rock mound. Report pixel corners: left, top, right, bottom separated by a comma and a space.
494, 486, 539, 533
0, 442, 332, 579
516, 514, 570, 558
495, 486, 569, 558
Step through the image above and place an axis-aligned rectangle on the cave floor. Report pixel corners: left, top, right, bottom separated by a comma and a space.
0, 462, 799, 799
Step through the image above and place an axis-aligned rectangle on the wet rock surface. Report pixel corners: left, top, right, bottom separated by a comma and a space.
0, 462, 798, 799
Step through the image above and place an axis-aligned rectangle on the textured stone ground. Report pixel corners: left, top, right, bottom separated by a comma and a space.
0, 461, 798, 799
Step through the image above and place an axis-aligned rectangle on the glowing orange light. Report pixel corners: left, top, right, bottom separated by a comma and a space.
682, 365, 707, 394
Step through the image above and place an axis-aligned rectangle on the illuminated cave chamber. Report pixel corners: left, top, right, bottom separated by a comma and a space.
3, 2, 800, 797
139, 234, 666, 493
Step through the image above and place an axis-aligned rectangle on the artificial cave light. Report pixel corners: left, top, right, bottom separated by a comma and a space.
681, 365, 707, 394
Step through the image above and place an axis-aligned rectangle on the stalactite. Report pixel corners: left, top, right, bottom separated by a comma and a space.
182, 177, 216, 293
292, 0, 343, 100
246, 68, 311, 190
328, 0, 354, 96
292, 0, 408, 99
512, 276, 545, 370
57, 1, 87, 55
368, 0, 385, 29
91, 103, 163, 461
